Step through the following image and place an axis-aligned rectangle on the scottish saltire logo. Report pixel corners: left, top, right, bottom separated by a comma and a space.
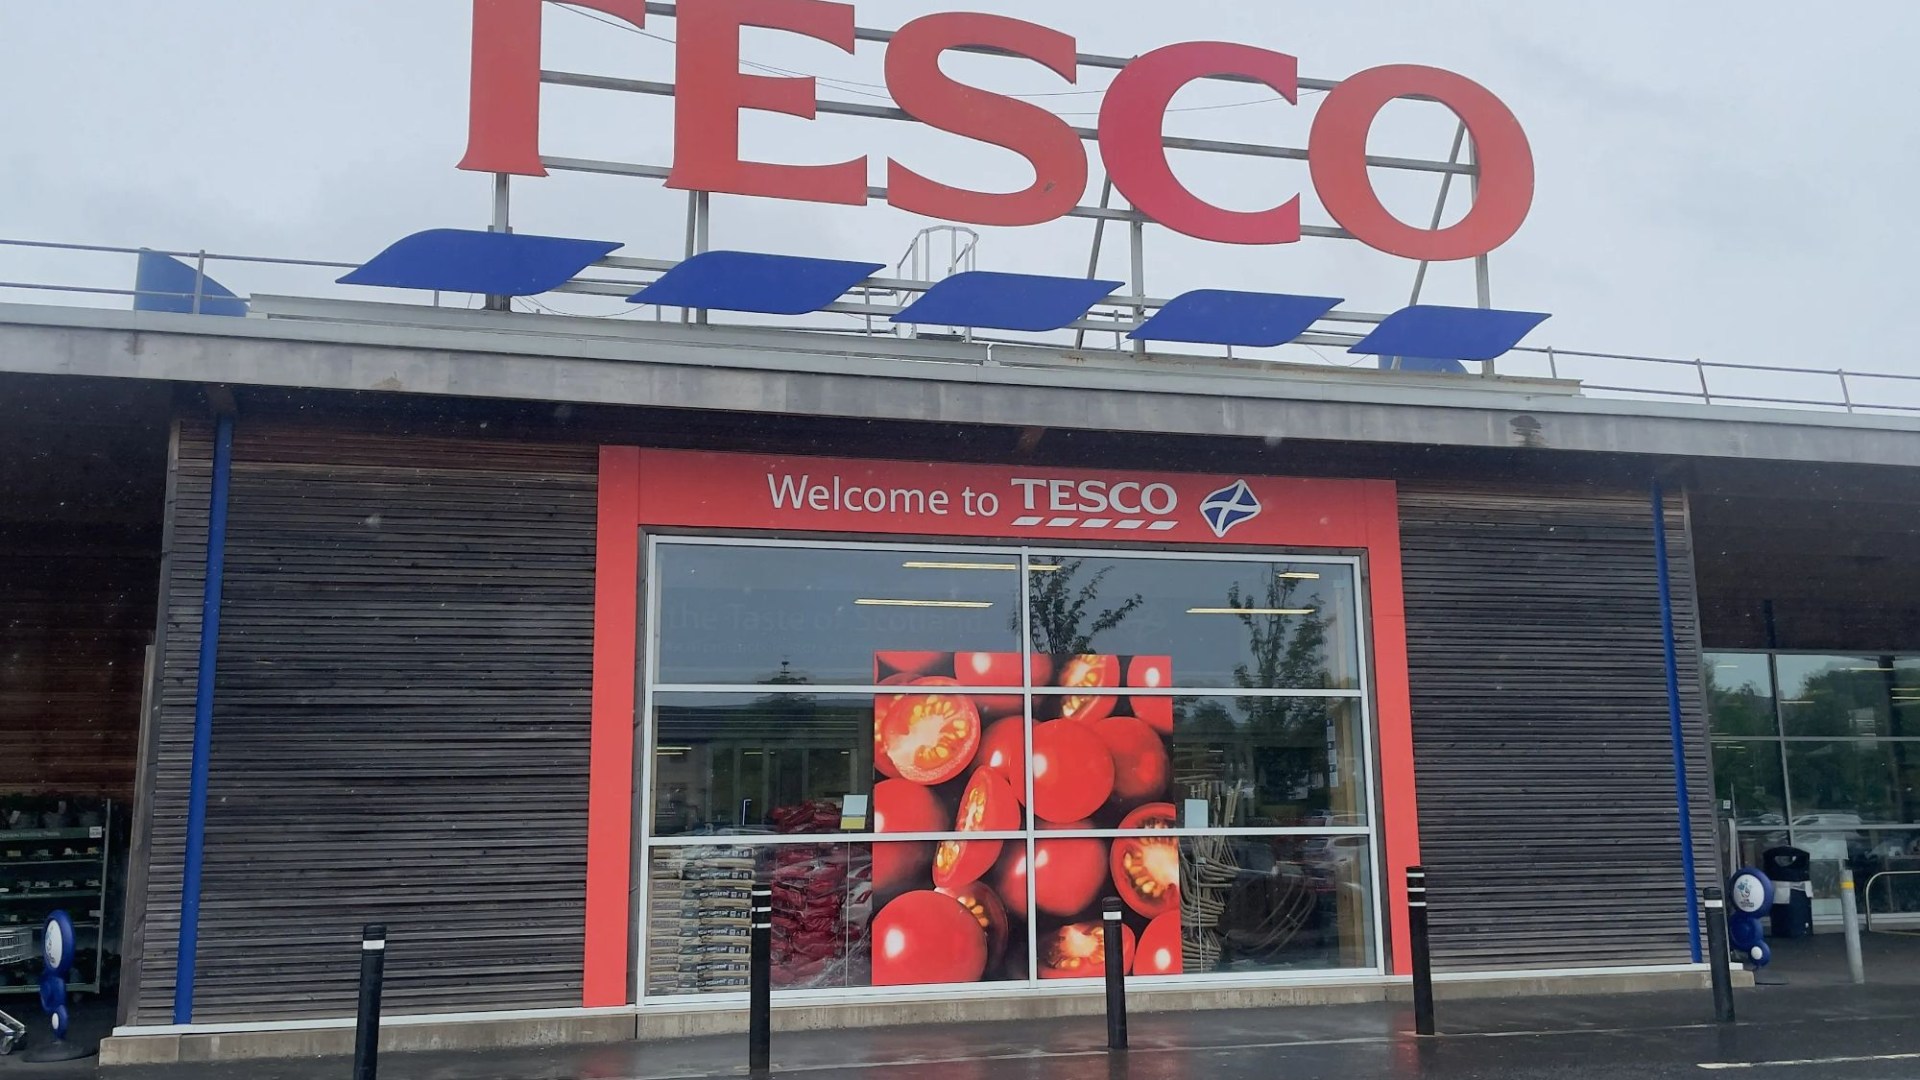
1200, 480, 1261, 538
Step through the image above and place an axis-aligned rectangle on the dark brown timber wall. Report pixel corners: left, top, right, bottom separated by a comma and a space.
1398, 486, 1716, 972
132, 421, 598, 1024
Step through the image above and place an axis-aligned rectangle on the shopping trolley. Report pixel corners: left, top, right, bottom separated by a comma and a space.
0, 926, 28, 1055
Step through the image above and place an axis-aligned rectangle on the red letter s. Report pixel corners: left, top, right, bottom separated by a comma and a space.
667, 0, 868, 206
460, 0, 649, 177
885, 14, 1087, 227
1098, 43, 1300, 245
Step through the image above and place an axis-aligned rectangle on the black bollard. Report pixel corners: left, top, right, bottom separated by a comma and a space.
1408, 866, 1435, 1037
1703, 887, 1735, 1023
750, 886, 772, 1077
352, 925, 387, 1080
1103, 897, 1128, 1051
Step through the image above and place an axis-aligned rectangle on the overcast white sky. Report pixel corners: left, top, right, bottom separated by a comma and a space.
2, 2, 1916, 403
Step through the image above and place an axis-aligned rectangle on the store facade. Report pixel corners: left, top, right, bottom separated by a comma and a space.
28, 345, 1786, 1066
593, 449, 1414, 1003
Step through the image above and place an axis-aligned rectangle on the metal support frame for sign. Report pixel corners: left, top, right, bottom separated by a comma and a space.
486, 174, 512, 312
453, 2, 1522, 364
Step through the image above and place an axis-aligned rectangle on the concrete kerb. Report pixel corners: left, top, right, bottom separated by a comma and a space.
98, 970, 1725, 1065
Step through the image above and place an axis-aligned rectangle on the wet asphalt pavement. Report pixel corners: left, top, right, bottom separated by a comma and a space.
51, 979, 1920, 1080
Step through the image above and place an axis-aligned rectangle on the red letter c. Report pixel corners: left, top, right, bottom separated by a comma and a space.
1098, 43, 1301, 246
1310, 65, 1534, 261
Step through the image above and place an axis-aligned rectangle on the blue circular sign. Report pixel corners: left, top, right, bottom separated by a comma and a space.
42, 911, 74, 979
1730, 869, 1774, 915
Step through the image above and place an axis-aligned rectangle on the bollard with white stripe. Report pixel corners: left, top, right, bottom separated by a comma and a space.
1408, 866, 1435, 1036
1703, 887, 1735, 1023
1102, 897, 1128, 1051
352, 924, 387, 1080
749, 886, 773, 1077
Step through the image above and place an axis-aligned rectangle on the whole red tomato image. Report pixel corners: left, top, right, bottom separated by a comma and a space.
1135, 912, 1183, 976
1126, 696, 1174, 737
872, 889, 988, 986
1030, 719, 1114, 824
873, 778, 945, 834
872, 841, 933, 896
937, 882, 1011, 973
991, 843, 1029, 919
1056, 654, 1121, 724
976, 716, 1026, 801
1126, 655, 1172, 690
1033, 834, 1106, 917
1124, 655, 1175, 735
1093, 715, 1170, 807
881, 688, 981, 785
877, 652, 951, 679
955, 652, 1054, 717
932, 768, 1019, 888
1039, 921, 1136, 979
1111, 804, 1181, 918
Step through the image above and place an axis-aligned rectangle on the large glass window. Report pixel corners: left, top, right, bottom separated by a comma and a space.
1706, 650, 1920, 924
641, 541, 1379, 999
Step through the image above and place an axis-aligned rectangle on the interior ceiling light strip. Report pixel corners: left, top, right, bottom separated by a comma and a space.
855, 598, 994, 609
901, 561, 1061, 571
1186, 607, 1317, 616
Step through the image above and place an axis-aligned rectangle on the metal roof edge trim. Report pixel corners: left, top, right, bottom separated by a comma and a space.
1, 299, 1917, 443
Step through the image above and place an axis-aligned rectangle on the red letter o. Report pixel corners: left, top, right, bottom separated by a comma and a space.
1309, 64, 1533, 262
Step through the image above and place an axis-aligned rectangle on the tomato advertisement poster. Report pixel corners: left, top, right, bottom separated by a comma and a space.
868, 650, 1183, 987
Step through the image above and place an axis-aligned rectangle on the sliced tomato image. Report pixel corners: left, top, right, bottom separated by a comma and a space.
1111, 804, 1181, 918
873, 840, 934, 896
1031, 718, 1114, 824
881, 688, 982, 785
873, 778, 946, 834
959, 768, 1020, 831
1055, 654, 1121, 725
1032, 834, 1107, 917
937, 882, 1011, 973
991, 843, 1030, 920
932, 768, 1020, 888
1135, 912, 1183, 976
872, 889, 988, 986
976, 716, 1027, 802
877, 652, 951, 679
1093, 715, 1170, 807
955, 652, 1053, 717
1040, 920, 1136, 980
872, 673, 917, 779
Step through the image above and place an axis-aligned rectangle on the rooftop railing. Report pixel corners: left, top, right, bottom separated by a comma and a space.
3, 236, 1916, 418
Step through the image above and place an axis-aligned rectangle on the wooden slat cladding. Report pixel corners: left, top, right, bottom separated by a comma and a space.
132, 424, 597, 1023
1398, 487, 1716, 971
131, 423, 213, 1024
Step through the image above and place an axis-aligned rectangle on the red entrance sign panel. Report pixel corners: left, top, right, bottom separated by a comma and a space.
633, 449, 1385, 548
459, 0, 1533, 261
582, 446, 1423, 1006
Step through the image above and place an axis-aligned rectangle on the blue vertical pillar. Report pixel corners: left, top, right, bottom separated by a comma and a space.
175, 414, 235, 1024
1652, 478, 1703, 964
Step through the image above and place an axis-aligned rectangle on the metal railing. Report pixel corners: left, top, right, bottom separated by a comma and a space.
1863, 870, 1920, 932
4, 236, 1919, 420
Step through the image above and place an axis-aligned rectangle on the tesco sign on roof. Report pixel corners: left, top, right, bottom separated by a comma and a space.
459, 0, 1535, 263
